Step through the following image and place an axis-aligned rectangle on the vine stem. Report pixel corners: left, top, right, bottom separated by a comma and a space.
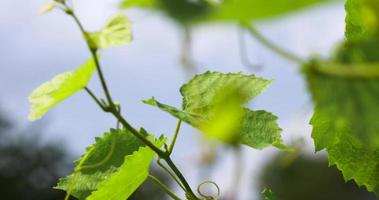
169, 120, 182, 155
241, 21, 305, 64
148, 175, 182, 200
60, 3, 199, 199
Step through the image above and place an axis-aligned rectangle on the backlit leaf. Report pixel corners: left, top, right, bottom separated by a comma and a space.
144, 72, 288, 149
55, 128, 145, 199
89, 14, 132, 49
28, 57, 97, 121
87, 136, 166, 200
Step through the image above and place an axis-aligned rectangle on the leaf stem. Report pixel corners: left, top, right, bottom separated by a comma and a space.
148, 174, 182, 200
169, 120, 182, 155
64, 4, 115, 107
157, 158, 185, 190
84, 87, 107, 111
241, 22, 305, 64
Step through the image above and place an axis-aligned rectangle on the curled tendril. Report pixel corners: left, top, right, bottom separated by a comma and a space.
197, 180, 221, 200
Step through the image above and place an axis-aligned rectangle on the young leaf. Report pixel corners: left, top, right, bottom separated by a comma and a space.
144, 72, 289, 149
55, 128, 165, 199
55, 128, 145, 199
89, 14, 132, 49
87, 136, 166, 200
28, 57, 97, 121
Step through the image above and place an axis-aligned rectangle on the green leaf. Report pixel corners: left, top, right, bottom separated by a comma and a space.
121, 0, 157, 9
89, 14, 132, 49
87, 136, 166, 200
305, 62, 379, 194
208, 0, 336, 22
180, 71, 271, 115
241, 109, 288, 150
121, 0, 213, 24
55, 128, 145, 199
28, 57, 97, 121
345, 0, 379, 42
144, 72, 288, 149
262, 187, 277, 200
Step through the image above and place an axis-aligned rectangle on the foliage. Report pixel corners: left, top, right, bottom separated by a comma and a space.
27, 0, 379, 199
144, 72, 288, 149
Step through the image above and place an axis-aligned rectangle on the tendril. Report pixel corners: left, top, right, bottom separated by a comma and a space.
197, 180, 221, 200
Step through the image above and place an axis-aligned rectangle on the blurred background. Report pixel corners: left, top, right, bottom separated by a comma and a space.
0, 0, 377, 199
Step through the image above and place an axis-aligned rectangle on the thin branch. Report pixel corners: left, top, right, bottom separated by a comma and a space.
148, 175, 182, 200
241, 22, 305, 64
157, 158, 185, 190
84, 87, 107, 111
168, 120, 182, 155
238, 27, 261, 70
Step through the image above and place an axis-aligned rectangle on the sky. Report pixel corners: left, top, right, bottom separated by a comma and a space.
0, 0, 345, 199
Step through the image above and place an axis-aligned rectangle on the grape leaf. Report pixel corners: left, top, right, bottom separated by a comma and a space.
305, 62, 379, 194
122, 0, 336, 24
55, 128, 165, 199
209, 0, 336, 22
28, 57, 97, 121
345, 0, 379, 42
89, 14, 133, 49
87, 136, 166, 200
305, 0, 379, 194
143, 72, 288, 150
121, 0, 212, 24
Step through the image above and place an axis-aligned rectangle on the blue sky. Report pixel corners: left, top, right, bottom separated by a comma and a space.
0, 0, 345, 199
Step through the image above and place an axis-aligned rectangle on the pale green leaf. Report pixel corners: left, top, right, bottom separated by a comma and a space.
55, 128, 146, 199
89, 14, 132, 49
28, 57, 97, 121
87, 136, 166, 200
144, 72, 288, 149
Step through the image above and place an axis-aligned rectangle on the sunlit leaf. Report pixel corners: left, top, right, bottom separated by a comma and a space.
144, 72, 288, 149
28, 57, 97, 121
55, 128, 145, 199
87, 136, 166, 200
55, 128, 165, 199
89, 14, 133, 49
